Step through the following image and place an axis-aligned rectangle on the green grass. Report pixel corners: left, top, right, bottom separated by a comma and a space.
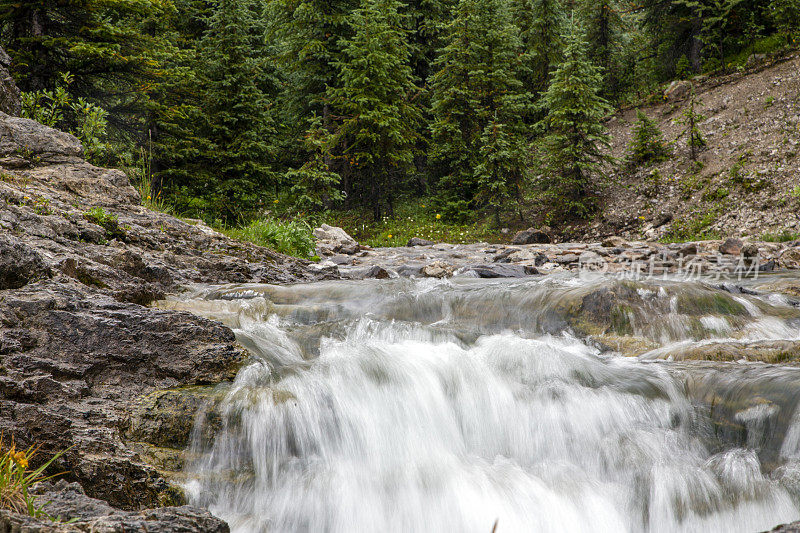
220, 218, 316, 258
724, 34, 793, 71
323, 198, 508, 248
660, 205, 723, 243
760, 230, 800, 242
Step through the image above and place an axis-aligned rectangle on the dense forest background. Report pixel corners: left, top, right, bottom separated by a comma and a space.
1, 0, 798, 243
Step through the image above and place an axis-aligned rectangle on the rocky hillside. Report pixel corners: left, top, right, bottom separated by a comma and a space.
0, 108, 332, 530
577, 51, 800, 241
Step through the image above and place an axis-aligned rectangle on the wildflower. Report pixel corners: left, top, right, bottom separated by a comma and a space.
13, 451, 27, 469
273, 199, 279, 204
387, 234, 393, 239
147, 195, 152, 200
421, 204, 426, 208
436, 214, 441, 220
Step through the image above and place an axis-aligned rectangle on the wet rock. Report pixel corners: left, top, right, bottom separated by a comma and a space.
720, 238, 744, 255
511, 227, 552, 245
464, 264, 538, 278
0, 47, 20, 116
678, 243, 698, 256
492, 247, 520, 263
407, 237, 435, 247
341, 265, 391, 280
422, 261, 454, 278
0, 480, 229, 532
0, 234, 51, 289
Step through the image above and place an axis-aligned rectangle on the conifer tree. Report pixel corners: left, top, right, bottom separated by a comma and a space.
330, 0, 422, 219
429, 0, 532, 221
536, 16, 612, 220
173, 0, 276, 220
676, 84, 706, 161
628, 110, 670, 165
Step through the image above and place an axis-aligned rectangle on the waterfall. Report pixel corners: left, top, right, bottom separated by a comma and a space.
165, 275, 800, 532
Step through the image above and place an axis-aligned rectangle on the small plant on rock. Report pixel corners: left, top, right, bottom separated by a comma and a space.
0, 438, 68, 519
628, 110, 671, 166
83, 207, 126, 241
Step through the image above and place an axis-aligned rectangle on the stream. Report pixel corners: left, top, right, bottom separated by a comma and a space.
163, 272, 800, 532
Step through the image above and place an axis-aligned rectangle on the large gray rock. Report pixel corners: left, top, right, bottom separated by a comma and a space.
0, 46, 20, 116
314, 224, 360, 255
511, 227, 552, 245
664, 80, 691, 102
0, 480, 229, 532
0, 111, 83, 162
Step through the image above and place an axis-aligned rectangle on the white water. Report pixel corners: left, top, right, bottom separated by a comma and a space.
171, 275, 800, 532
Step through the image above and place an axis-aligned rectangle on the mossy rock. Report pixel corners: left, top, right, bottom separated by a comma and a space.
675, 291, 748, 316
670, 340, 800, 363
125, 385, 229, 450
591, 334, 660, 356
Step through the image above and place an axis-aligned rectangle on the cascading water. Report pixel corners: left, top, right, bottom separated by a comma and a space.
162, 273, 800, 532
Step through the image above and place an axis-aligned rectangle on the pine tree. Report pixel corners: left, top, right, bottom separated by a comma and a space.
429, 0, 532, 221
171, 0, 276, 220
511, 0, 566, 94
580, 0, 623, 96
330, 0, 422, 220
536, 16, 612, 220
676, 84, 706, 161
628, 110, 670, 165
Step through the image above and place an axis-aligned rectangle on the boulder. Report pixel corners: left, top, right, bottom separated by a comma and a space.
407, 237, 435, 247
719, 238, 743, 255
745, 53, 766, 68
464, 264, 539, 278
664, 80, 691, 102
313, 224, 360, 256
0, 46, 20, 116
601, 236, 629, 248
421, 261, 454, 278
780, 247, 800, 269
0, 112, 83, 162
511, 227, 552, 245
678, 243, 698, 256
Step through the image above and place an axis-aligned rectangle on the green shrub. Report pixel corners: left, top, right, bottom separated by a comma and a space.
661, 205, 723, 242
224, 218, 316, 258
21, 72, 109, 164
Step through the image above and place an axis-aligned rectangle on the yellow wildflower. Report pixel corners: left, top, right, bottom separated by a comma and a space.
273, 199, 279, 204
436, 214, 441, 220
387, 234, 393, 239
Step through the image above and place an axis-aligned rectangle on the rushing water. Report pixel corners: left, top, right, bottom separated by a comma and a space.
163, 273, 800, 533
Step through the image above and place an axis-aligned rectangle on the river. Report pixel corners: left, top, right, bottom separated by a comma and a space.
162, 273, 800, 532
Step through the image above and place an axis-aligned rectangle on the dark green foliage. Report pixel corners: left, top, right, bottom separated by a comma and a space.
628, 110, 670, 165
429, 0, 532, 222
329, 0, 422, 219
1, 0, 796, 236
170, 0, 277, 221
535, 17, 613, 221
